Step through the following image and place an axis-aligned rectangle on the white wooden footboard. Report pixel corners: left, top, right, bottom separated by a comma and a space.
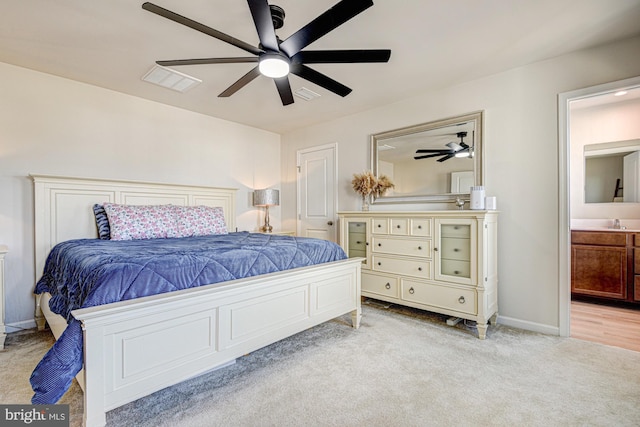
73, 258, 362, 427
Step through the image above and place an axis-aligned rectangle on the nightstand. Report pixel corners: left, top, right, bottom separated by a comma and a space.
0, 245, 8, 349
260, 231, 296, 236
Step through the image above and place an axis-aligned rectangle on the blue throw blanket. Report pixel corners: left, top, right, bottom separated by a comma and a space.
31, 232, 347, 403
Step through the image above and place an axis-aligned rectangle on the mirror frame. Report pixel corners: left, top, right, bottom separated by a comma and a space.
371, 111, 484, 204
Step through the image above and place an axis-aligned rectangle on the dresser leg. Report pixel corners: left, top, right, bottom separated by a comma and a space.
489, 312, 498, 325
477, 322, 488, 340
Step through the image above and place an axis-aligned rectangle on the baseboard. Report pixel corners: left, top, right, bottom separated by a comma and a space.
6, 319, 37, 334
497, 315, 559, 336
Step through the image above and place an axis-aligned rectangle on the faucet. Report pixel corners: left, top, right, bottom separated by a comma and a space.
613, 219, 622, 229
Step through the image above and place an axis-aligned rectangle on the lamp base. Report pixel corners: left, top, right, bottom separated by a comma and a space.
260, 224, 273, 233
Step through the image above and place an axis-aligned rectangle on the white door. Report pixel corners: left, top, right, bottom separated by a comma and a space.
297, 143, 337, 242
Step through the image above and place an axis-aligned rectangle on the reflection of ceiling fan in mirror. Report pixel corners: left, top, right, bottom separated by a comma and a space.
142, 0, 391, 106
414, 132, 472, 162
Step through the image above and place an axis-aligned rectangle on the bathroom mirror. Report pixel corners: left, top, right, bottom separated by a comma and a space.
371, 111, 484, 203
584, 139, 640, 203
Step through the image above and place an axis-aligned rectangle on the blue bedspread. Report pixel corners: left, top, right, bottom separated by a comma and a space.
30, 232, 347, 403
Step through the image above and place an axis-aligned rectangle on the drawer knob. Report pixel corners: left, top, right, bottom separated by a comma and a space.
385, 283, 391, 289
378, 224, 382, 228
458, 296, 466, 304
454, 270, 460, 275
454, 226, 459, 230
409, 287, 415, 294
418, 225, 422, 229
454, 248, 460, 252
378, 262, 382, 266
397, 225, 401, 229
378, 243, 382, 247
418, 267, 422, 271
434, 247, 438, 252
356, 241, 362, 244
418, 246, 422, 250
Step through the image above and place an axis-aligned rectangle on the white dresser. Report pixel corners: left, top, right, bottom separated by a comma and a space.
338, 211, 498, 339
0, 245, 8, 349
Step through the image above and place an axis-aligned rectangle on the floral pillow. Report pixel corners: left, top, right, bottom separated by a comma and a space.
174, 205, 228, 237
92, 204, 111, 240
103, 203, 178, 241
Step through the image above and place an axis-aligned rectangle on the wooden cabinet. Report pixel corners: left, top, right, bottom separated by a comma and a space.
571, 230, 640, 304
0, 245, 7, 349
339, 211, 498, 339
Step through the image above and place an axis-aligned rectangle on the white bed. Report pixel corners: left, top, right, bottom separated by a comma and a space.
31, 174, 362, 427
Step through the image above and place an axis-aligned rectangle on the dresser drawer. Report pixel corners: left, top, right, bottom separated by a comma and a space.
372, 255, 431, 279
401, 280, 477, 315
440, 237, 470, 261
441, 259, 471, 278
441, 224, 471, 238
635, 248, 640, 273
410, 219, 432, 237
390, 218, 409, 235
348, 233, 367, 251
372, 219, 388, 234
372, 236, 431, 258
348, 222, 367, 233
362, 272, 399, 298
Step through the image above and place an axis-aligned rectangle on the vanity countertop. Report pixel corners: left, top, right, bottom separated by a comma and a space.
571, 219, 640, 233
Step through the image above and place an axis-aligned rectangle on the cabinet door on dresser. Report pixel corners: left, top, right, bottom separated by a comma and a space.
339, 218, 370, 268
434, 218, 477, 285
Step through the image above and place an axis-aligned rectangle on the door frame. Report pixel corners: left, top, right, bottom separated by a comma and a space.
296, 142, 338, 241
557, 75, 640, 337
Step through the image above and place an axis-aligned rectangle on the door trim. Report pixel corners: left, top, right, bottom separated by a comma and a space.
296, 142, 338, 241
558, 75, 640, 337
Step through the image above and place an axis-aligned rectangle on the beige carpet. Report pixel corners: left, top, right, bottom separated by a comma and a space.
1, 303, 639, 427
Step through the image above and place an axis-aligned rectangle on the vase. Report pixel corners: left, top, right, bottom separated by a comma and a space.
361, 195, 370, 211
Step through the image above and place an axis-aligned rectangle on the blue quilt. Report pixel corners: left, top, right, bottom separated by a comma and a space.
30, 232, 347, 403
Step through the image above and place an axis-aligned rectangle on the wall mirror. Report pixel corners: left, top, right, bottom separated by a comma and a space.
584, 138, 640, 203
371, 111, 484, 203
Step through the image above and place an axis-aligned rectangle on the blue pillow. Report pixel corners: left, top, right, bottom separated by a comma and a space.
92, 204, 111, 240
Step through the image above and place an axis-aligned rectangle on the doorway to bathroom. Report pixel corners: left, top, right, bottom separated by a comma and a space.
559, 76, 640, 351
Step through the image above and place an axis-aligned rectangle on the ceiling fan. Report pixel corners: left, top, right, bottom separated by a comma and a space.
142, 0, 391, 105
414, 132, 472, 162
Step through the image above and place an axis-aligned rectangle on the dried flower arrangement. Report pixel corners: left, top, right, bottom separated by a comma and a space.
351, 171, 394, 210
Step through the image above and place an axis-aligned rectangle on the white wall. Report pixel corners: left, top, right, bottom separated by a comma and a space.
281, 35, 640, 333
570, 99, 640, 217
0, 62, 280, 331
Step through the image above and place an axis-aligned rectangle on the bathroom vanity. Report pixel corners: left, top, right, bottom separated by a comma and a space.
571, 229, 640, 304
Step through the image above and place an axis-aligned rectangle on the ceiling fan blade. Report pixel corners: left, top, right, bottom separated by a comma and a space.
247, 0, 279, 52
415, 149, 454, 153
279, 0, 373, 57
414, 153, 446, 160
437, 154, 455, 162
274, 77, 294, 106
142, 2, 262, 56
291, 64, 352, 97
218, 66, 261, 97
157, 57, 258, 66
292, 49, 391, 64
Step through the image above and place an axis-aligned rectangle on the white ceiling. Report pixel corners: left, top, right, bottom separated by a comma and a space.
2, 0, 640, 134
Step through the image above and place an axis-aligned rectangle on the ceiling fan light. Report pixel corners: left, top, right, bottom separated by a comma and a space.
454, 151, 470, 158
259, 54, 290, 78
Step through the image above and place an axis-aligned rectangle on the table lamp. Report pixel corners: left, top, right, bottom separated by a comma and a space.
253, 189, 279, 232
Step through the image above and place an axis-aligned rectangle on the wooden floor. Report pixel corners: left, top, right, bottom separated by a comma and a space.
571, 300, 640, 352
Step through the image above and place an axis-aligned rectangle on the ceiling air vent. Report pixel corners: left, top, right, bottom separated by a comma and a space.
142, 65, 201, 93
294, 87, 321, 101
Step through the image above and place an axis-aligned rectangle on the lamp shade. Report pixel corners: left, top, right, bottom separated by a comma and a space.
253, 189, 279, 207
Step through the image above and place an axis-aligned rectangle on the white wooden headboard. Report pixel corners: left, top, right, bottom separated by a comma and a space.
31, 174, 237, 277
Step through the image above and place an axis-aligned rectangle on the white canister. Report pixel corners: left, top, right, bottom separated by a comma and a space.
470, 186, 485, 210
485, 196, 497, 210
